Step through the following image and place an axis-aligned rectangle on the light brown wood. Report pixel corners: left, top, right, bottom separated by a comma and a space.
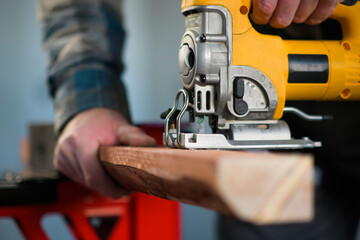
100, 146, 314, 224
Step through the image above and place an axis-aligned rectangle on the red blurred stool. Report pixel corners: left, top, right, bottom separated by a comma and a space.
0, 181, 179, 240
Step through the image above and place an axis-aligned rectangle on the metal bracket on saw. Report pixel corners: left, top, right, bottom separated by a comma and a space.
163, 89, 321, 150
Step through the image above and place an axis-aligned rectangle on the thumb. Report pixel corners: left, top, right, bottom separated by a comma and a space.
117, 125, 157, 146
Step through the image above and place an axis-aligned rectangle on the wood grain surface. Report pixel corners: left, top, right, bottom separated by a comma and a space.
100, 146, 314, 224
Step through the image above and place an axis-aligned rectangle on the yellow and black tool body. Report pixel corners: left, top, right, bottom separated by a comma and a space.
164, 0, 360, 149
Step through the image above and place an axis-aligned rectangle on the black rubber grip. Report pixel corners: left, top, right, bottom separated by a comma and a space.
341, 0, 358, 6
288, 54, 329, 84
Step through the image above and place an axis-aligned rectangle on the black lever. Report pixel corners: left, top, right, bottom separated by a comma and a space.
160, 109, 181, 125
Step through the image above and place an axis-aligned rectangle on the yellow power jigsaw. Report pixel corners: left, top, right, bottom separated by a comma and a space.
163, 0, 360, 149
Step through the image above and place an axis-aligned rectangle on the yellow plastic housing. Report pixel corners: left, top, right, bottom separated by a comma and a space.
182, 0, 360, 119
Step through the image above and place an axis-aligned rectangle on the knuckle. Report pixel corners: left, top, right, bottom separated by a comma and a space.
294, 9, 310, 23
315, 0, 338, 16
330, 0, 340, 7
307, 17, 323, 25
322, 5, 337, 15
257, 0, 277, 15
293, 15, 306, 23
64, 134, 80, 148
272, 14, 292, 28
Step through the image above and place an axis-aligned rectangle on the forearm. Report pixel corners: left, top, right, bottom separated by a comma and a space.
37, 0, 130, 134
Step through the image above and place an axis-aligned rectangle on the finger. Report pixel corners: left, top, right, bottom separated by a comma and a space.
252, 0, 278, 25
78, 140, 129, 198
269, 0, 301, 28
117, 125, 157, 146
85, 161, 129, 198
305, 0, 340, 25
293, 0, 319, 23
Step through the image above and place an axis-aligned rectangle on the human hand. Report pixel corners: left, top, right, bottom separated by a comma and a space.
54, 108, 156, 198
251, 0, 343, 28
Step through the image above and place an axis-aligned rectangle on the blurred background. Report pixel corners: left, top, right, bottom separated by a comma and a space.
0, 0, 217, 239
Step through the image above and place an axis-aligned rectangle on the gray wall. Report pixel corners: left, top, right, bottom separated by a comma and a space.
123, 0, 184, 122
0, 0, 216, 239
0, 0, 53, 171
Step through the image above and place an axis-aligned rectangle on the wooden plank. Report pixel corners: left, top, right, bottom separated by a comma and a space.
100, 146, 314, 224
